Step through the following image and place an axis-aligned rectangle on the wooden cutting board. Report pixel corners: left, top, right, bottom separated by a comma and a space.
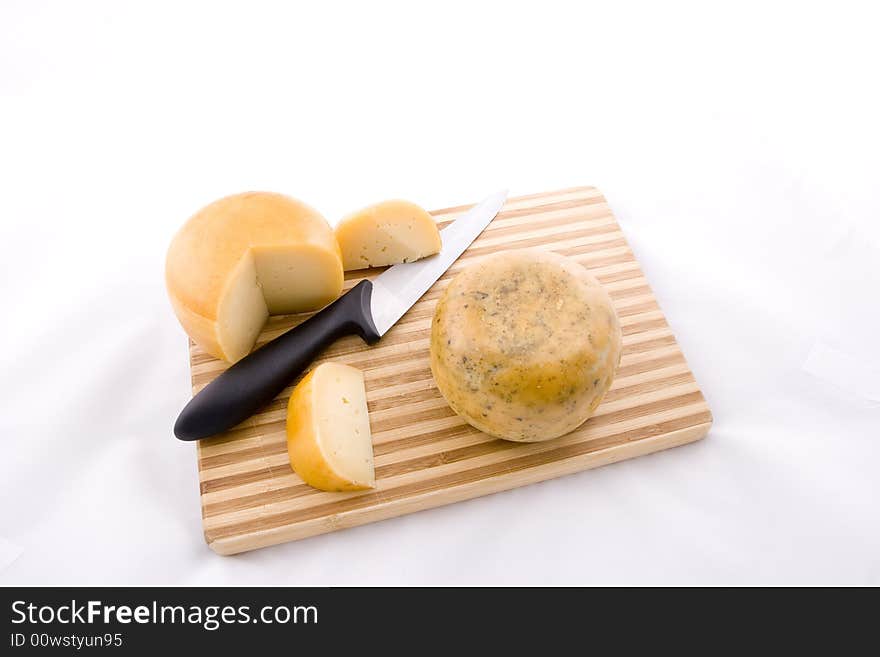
188, 186, 712, 555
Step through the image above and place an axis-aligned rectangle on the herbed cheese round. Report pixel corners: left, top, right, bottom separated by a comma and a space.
430, 249, 622, 442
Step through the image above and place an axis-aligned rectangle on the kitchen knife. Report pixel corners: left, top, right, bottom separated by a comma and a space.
174, 190, 508, 440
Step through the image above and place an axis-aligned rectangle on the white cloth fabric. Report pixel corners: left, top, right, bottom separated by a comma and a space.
0, 537, 23, 574
1, 1, 878, 585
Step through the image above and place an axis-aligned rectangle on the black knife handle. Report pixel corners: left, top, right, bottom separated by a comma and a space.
174, 279, 380, 441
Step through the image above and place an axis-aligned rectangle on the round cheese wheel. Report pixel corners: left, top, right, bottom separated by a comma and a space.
430, 249, 622, 442
166, 192, 343, 363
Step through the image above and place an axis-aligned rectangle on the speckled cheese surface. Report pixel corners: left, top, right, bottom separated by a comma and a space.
430, 248, 623, 441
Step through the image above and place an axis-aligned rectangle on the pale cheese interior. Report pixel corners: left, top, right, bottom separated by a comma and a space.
336, 201, 441, 270
215, 245, 342, 362
252, 245, 342, 314
216, 251, 269, 364
312, 363, 375, 488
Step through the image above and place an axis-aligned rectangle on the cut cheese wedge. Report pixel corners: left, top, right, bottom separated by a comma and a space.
165, 192, 343, 363
335, 199, 441, 270
286, 362, 375, 492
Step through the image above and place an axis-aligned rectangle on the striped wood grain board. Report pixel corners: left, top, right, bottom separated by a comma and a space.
188, 186, 712, 555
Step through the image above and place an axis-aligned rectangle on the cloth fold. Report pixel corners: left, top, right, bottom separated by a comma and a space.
0, 536, 23, 573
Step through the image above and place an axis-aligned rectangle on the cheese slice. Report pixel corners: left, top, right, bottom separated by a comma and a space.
286, 362, 375, 491
165, 192, 343, 362
335, 199, 441, 270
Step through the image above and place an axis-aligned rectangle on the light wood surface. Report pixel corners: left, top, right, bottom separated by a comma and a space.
188, 186, 712, 555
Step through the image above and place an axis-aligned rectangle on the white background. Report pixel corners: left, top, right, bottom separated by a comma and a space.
1, 1, 878, 585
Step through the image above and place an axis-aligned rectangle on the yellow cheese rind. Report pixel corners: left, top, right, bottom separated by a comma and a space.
335, 199, 441, 270
286, 363, 375, 492
430, 249, 623, 442
165, 192, 343, 362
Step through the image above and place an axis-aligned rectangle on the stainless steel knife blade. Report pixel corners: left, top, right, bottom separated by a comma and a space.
368, 190, 508, 336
